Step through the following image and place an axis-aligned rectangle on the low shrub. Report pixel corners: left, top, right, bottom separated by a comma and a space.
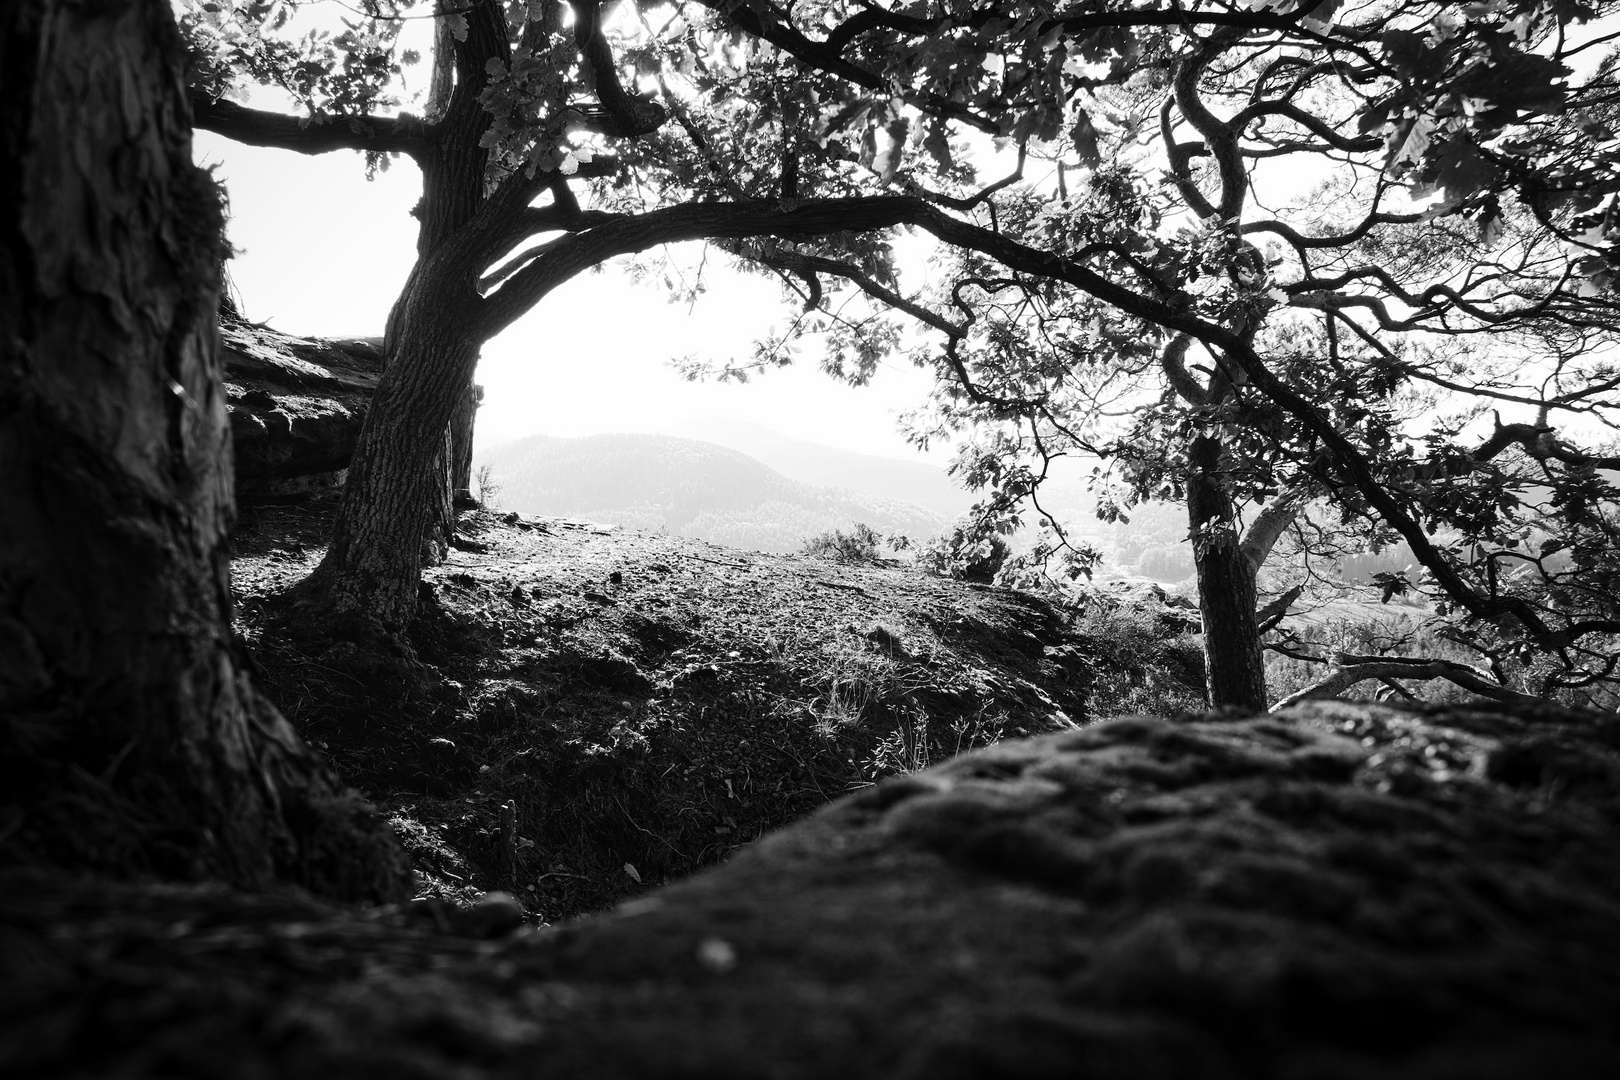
801, 522, 887, 564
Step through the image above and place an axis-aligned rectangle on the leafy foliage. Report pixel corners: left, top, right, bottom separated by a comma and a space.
915, 523, 1011, 584
184, 0, 1620, 704
680, 0, 1620, 707
801, 522, 886, 563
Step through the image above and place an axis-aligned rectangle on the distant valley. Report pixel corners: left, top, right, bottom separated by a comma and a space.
474, 431, 958, 554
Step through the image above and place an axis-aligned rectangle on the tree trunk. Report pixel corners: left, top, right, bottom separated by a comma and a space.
1187, 435, 1267, 711
288, 7, 498, 639
297, 263, 483, 635
0, 0, 409, 901
451, 379, 483, 507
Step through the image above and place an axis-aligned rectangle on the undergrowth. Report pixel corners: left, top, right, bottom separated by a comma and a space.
235, 506, 1094, 922
1072, 600, 1206, 718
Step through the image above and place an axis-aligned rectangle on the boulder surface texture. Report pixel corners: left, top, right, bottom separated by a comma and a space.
221, 318, 381, 500
4, 701, 1618, 1078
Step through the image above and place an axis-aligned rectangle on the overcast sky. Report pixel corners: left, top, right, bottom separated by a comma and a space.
193, 131, 948, 464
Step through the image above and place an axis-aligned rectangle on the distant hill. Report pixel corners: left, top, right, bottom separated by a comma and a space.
474, 433, 949, 553
658, 417, 975, 520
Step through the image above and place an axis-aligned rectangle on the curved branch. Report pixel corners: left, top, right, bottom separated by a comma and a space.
1243, 208, 1423, 250
477, 207, 618, 291
1241, 488, 1307, 571
1472, 413, 1620, 469
1173, 44, 1246, 219
1270, 655, 1546, 711
688, 0, 1000, 134
189, 93, 427, 156
825, 0, 1342, 54
738, 245, 962, 337
570, 0, 667, 136
1256, 583, 1304, 634
476, 196, 930, 336
908, 144, 1026, 212
1160, 333, 1210, 405
1231, 100, 1381, 153
824, 6, 935, 54
1161, 97, 1217, 221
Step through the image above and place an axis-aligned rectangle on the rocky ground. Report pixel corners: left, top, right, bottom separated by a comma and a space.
232, 499, 1127, 920
6, 700, 1618, 1078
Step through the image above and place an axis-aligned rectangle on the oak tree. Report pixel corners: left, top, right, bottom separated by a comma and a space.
182, 0, 991, 644
680, 0, 1620, 709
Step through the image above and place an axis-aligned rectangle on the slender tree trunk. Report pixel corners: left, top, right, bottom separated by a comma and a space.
289, 6, 499, 639
0, 0, 409, 899
451, 380, 483, 506
427, 375, 484, 557
1187, 435, 1267, 710
298, 262, 483, 634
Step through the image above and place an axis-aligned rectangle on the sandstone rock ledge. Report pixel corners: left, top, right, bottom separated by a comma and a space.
4, 701, 1618, 1078
221, 318, 382, 501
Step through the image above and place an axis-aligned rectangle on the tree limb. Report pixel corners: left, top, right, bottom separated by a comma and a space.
189, 93, 427, 156
1160, 334, 1210, 405
569, 0, 667, 136
476, 196, 932, 336
736, 244, 962, 336
1472, 413, 1620, 469
689, 0, 1001, 134
1255, 583, 1303, 634
1240, 487, 1307, 571
1230, 100, 1381, 154
1271, 656, 1546, 711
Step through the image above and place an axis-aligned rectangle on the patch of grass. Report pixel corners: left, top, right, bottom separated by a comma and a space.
1074, 601, 1206, 718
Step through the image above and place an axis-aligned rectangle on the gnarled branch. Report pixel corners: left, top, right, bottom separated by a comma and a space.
189, 93, 427, 157
1270, 654, 1545, 711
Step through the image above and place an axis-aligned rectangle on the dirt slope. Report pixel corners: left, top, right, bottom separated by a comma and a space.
232, 502, 1106, 919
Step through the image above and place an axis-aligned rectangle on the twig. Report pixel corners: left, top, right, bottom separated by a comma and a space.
688, 553, 749, 569
813, 579, 874, 598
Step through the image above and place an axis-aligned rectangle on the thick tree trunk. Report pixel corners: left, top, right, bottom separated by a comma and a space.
1187, 435, 1267, 710
0, 0, 409, 900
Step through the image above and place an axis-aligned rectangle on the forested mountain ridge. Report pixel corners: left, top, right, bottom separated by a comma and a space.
476, 433, 949, 552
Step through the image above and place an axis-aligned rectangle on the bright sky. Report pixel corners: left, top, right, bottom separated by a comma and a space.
193, 133, 947, 464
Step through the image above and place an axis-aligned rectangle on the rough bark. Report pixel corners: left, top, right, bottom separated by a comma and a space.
0, 0, 409, 901
1187, 435, 1267, 710
450, 380, 483, 506
296, 261, 484, 633
1270, 655, 1547, 712
284, 1, 499, 638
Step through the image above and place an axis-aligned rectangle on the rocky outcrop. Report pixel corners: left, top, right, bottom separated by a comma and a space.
221, 318, 383, 501
5, 700, 1619, 1077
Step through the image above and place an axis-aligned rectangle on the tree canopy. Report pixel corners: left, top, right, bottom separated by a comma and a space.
662, 0, 1620, 708
182, 0, 1620, 708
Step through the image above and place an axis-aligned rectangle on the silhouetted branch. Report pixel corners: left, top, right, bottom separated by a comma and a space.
190, 93, 426, 156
